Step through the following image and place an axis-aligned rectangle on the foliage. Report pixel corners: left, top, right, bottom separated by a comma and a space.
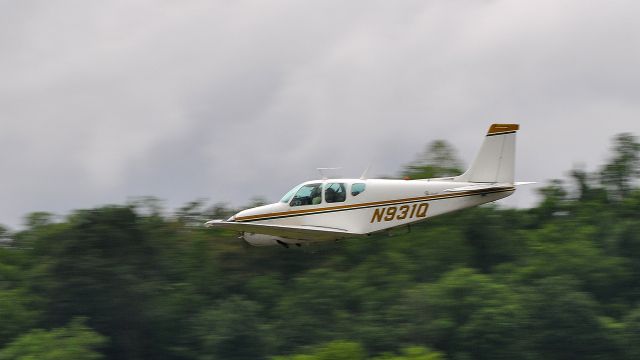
402, 140, 464, 179
271, 341, 445, 360
372, 346, 445, 360
272, 340, 366, 360
0, 132, 639, 359
0, 318, 106, 360
601, 133, 640, 199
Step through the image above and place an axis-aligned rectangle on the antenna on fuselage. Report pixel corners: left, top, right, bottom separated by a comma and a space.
359, 163, 371, 180
317, 167, 341, 180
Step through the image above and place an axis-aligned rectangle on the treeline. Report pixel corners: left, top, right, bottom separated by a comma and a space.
0, 134, 639, 359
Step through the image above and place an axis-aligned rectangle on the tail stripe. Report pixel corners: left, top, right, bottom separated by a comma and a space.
487, 124, 519, 135
487, 130, 517, 137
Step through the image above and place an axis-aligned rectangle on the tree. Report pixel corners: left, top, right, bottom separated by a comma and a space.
402, 140, 464, 179
27, 206, 165, 359
391, 268, 527, 359
372, 346, 445, 360
1, 135, 639, 359
271, 340, 366, 360
190, 296, 267, 360
522, 276, 619, 359
272, 269, 356, 352
621, 306, 640, 360
601, 133, 640, 199
507, 220, 631, 302
0, 318, 106, 360
457, 207, 523, 272
0, 225, 10, 245
0, 289, 40, 348
531, 179, 569, 225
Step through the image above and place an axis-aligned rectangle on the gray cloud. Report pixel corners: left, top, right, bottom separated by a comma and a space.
1, 0, 639, 228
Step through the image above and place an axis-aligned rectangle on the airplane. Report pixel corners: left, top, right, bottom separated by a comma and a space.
205, 124, 531, 247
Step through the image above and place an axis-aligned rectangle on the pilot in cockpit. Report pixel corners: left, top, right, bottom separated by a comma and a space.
310, 186, 322, 205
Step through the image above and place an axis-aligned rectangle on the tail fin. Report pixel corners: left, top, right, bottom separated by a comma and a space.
455, 124, 519, 183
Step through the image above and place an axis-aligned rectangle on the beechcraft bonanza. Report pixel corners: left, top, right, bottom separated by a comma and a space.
206, 124, 532, 247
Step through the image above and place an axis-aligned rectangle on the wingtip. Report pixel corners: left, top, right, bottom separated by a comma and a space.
204, 219, 224, 228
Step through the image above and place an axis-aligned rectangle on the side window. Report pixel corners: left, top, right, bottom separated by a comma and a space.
290, 183, 323, 206
325, 183, 346, 203
351, 183, 366, 196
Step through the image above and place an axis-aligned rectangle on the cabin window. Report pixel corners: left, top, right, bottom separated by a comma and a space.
290, 183, 323, 206
325, 183, 346, 203
351, 183, 366, 196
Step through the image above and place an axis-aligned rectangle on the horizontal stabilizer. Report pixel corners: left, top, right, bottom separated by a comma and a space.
514, 181, 536, 186
204, 220, 360, 241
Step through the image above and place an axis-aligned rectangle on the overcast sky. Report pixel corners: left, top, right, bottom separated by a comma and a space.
1, 0, 639, 228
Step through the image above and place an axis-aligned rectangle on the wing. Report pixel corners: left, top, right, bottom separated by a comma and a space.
443, 183, 515, 192
204, 220, 362, 241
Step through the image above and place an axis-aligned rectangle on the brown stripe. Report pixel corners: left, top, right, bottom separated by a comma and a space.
235, 187, 515, 222
487, 124, 519, 134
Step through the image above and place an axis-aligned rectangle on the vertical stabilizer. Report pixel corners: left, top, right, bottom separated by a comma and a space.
455, 124, 519, 183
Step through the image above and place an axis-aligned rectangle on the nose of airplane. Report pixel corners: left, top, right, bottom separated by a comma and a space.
235, 203, 285, 220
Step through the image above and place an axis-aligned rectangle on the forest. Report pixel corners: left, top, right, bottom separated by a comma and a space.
1, 133, 639, 360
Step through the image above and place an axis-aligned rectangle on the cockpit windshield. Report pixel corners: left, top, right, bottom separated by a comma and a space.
290, 183, 323, 206
280, 184, 302, 203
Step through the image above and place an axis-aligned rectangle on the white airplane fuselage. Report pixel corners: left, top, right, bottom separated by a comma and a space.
230, 178, 514, 246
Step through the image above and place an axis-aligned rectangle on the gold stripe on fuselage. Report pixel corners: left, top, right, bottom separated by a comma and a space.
234, 187, 515, 222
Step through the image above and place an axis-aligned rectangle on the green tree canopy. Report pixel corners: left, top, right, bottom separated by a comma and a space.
402, 140, 464, 179
601, 133, 640, 199
271, 340, 366, 360
1, 132, 639, 359
0, 318, 106, 360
